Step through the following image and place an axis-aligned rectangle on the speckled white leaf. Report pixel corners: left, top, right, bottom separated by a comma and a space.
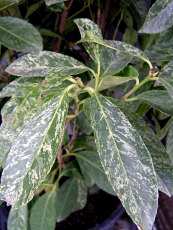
74, 18, 151, 67
6, 51, 90, 77
45, 0, 66, 6
140, 0, 173, 33
84, 95, 158, 230
74, 18, 129, 77
74, 18, 103, 40
30, 190, 57, 230
167, 120, 173, 164
0, 16, 43, 52
0, 99, 19, 168
110, 98, 173, 197
102, 40, 151, 67
0, 0, 20, 11
158, 60, 173, 99
136, 90, 173, 115
145, 28, 173, 64
56, 177, 87, 222
7, 205, 28, 230
0, 87, 71, 207
76, 151, 115, 195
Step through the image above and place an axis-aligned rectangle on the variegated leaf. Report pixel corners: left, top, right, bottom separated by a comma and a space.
0, 99, 19, 168
30, 190, 57, 230
75, 18, 128, 77
88, 76, 136, 91
76, 151, 115, 195
110, 98, 173, 196
140, 0, 173, 33
56, 177, 87, 222
74, 18, 151, 67
135, 90, 173, 115
0, 87, 71, 207
0, 16, 43, 52
167, 120, 173, 164
84, 95, 158, 230
7, 205, 28, 230
145, 28, 173, 64
74, 18, 103, 41
6, 51, 90, 77
45, 0, 66, 6
158, 60, 173, 99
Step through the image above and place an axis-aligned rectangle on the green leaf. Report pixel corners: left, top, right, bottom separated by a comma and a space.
140, 0, 173, 33
0, 16, 43, 52
74, 18, 131, 76
74, 18, 103, 41
56, 178, 87, 222
84, 95, 158, 230
7, 205, 28, 230
167, 120, 173, 164
45, 0, 66, 6
88, 75, 137, 91
109, 98, 173, 196
6, 51, 90, 77
74, 18, 150, 73
135, 90, 173, 115
25, 1, 43, 18
158, 61, 173, 99
123, 28, 137, 45
0, 86, 71, 207
96, 41, 132, 78
145, 28, 173, 64
0, 0, 20, 11
0, 99, 19, 168
76, 151, 115, 195
30, 190, 57, 230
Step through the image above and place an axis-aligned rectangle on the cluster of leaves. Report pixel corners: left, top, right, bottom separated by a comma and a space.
1, 0, 173, 230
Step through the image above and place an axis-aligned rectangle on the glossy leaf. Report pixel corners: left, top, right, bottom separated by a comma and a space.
110, 98, 173, 196
7, 206, 28, 230
140, 0, 173, 33
158, 60, 173, 99
0, 99, 20, 168
6, 51, 90, 77
75, 18, 150, 71
146, 28, 173, 64
30, 190, 57, 230
56, 177, 87, 222
74, 18, 103, 40
0, 16, 43, 52
76, 151, 115, 195
135, 90, 173, 115
97, 41, 132, 78
0, 87, 71, 207
84, 95, 158, 230
75, 18, 131, 76
88, 75, 137, 91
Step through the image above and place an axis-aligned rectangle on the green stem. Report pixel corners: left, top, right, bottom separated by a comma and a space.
123, 77, 150, 100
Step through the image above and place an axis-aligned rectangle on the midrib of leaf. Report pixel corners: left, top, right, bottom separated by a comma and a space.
40, 192, 54, 230
94, 94, 139, 211
21, 85, 72, 200
58, 180, 74, 217
0, 24, 38, 49
90, 40, 151, 68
